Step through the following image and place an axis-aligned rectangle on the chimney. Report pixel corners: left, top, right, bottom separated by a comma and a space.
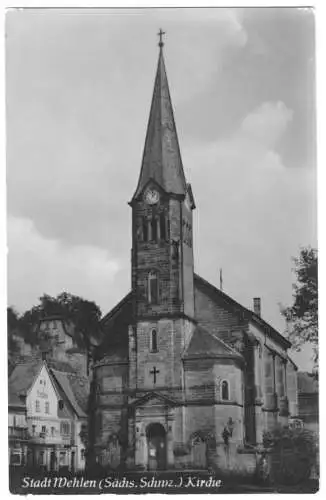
253, 297, 261, 317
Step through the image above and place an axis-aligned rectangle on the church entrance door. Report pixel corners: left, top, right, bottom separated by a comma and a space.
146, 423, 166, 471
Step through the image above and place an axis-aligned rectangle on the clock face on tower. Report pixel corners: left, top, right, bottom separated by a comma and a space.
144, 188, 160, 205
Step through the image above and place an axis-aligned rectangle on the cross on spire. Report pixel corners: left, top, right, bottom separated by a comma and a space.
150, 366, 160, 384
132, 25, 187, 200
157, 28, 166, 48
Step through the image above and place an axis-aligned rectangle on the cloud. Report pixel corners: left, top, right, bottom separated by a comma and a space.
7, 216, 123, 313
6, 8, 249, 252
164, 8, 248, 101
240, 101, 293, 149
6, 10, 316, 372
183, 100, 316, 336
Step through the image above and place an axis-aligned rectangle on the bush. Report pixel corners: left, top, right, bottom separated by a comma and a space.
263, 426, 317, 486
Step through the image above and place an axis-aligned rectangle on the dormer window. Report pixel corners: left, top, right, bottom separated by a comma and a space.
221, 380, 230, 401
150, 329, 158, 352
58, 400, 64, 411
148, 272, 159, 304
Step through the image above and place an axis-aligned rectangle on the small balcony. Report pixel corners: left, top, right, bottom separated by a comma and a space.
29, 431, 72, 445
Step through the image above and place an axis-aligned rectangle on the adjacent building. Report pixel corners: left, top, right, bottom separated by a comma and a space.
8, 359, 88, 472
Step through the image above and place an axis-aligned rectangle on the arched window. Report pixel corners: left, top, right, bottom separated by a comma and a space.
142, 218, 148, 242
151, 216, 157, 242
160, 213, 166, 240
221, 380, 230, 401
150, 329, 158, 352
148, 272, 159, 304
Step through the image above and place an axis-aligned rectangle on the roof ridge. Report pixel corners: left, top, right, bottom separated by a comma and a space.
204, 328, 242, 357
194, 273, 291, 349
183, 324, 243, 360
101, 292, 132, 324
50, 368, 87, 418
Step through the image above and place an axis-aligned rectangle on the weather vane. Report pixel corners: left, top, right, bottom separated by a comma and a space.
158, 28, 166, 48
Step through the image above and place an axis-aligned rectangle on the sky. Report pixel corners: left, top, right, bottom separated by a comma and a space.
6, 7, 317, 370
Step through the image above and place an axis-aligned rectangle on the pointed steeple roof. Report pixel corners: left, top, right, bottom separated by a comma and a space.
133, 35, 187, 199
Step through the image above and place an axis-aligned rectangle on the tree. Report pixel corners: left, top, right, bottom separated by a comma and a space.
282, 247, 318, 372
19, 292, 103, 372
7, 307, 21, 355
263, 426, 317, 486
7, 306, 20, 330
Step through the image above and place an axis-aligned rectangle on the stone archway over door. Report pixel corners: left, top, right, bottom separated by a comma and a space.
146, 423, 167, 470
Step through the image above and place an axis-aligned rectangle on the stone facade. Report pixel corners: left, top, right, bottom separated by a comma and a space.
92, 42, 298, 475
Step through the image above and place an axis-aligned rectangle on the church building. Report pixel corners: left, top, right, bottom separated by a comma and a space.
92, 34, 298, 474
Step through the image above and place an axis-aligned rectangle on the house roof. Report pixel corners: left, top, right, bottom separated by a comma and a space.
183, 324, 243, 362
8, 361, 43, 406
194, 274, 291, 349
8, 359, 88, 418
97, 293, 132, 360
287, 355, 298, 371
101, 292, 132, 326
51, 369, 88, 418
47, 358, 76, 373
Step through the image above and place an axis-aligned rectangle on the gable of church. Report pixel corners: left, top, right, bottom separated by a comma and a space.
129, 391, 179, 409
194, 273, 290, 351
97, 293, 132, 359
183, 324, 242, 360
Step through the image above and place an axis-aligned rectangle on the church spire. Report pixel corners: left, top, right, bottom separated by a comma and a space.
133, 31, 187, 199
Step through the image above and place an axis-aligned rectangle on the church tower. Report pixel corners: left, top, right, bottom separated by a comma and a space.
129, 32, 196, 393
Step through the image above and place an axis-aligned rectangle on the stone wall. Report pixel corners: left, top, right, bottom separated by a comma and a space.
194, 283, 246, 346
135, 318, 195, 390
93, 360, 129, 455
132, 196, 195, 319
215, 444, 257, 476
